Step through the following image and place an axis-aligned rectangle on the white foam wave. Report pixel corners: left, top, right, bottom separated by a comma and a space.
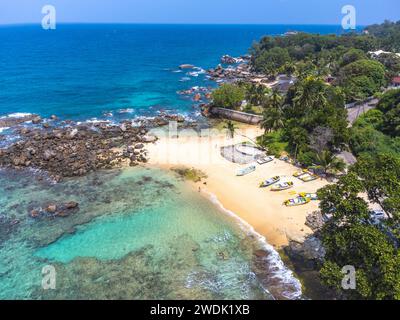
0, 112, 33, 119
206, 192, 303, 300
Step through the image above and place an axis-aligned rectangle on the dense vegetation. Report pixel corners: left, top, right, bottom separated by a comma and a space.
247, 21, 400, 300
318, 154, 400, 299
256, 76, 348, 171
250, 22, 400, 102
318, 88, 400, 299
365, 20, 400, 52
350, 89, 400, 157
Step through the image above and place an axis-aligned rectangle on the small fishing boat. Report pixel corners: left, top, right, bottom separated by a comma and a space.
271, 181, 294, 191
259, 176, 280, 188
284, 196, 311, 207
298, 192, 318, 200
257, 156, 274, 165
300, 174, 318, 182
236, 165, 256, 176
293, 169, 309, 178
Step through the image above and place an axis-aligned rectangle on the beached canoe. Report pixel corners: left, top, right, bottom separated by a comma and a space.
257, 156, 274, 165
293, 169, 309, 177
284, 196, 311, 207
236, 165, 256, 176
300, 173, 318, 182
298, 192, 318, 200
271, 181, 294, 191
259, 176, 280, 188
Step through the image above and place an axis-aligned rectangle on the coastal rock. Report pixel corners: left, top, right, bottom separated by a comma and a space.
0, 114, 39, 128
64, 201, 79, 209
285, 236, 325, 270
32, 116, 42, 124
0, 119, 154, 179
141, 135, 157, 143
305, 211, 325, 231
179, 64, 195, 69
46, 204, 57, 213
221, 55, 238, 64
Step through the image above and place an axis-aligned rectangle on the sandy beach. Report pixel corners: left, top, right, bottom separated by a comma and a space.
146, 125, 330, 248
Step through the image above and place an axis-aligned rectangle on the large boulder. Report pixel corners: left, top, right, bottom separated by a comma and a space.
285, 236, 325, 270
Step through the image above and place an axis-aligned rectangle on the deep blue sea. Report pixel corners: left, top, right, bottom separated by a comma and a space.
0, 24, 359, 121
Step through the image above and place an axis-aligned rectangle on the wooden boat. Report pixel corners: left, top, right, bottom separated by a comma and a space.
271, 181, 294, 191
298, 192, 318, 200
259, 176, 280, 188
300, 173, 318, 182
257, 156, 274, 165
293, 169, 309, 177
284, 196, 311, 207
236, 165, 256, 176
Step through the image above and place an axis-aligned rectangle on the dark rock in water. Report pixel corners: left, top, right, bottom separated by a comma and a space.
46, 204, 57, 213
284, 236, 325, 271
28, 201, 80, 219
30, 209, 40, 218
32, 116, 42, 124
0, 120, 155, 179
0, 114, 39, 128
64, 201, 79, 209
179, 64, 195, 69
0, 214, 20, 245
254, 249, 270, 258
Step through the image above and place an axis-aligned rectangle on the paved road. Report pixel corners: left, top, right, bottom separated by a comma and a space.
346, 98, 379, 125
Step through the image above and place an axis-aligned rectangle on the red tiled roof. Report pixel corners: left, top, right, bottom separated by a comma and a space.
392, 77, 400, 84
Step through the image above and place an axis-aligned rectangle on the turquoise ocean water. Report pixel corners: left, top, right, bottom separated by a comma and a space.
0, 24, 358, 299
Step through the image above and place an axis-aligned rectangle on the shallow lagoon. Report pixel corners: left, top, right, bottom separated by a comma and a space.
0, 167, 300, 300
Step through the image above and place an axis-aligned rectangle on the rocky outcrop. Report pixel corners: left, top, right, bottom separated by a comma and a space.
221, 54, 250, 65
0, 114, 40, 128
29, 201, 80, 219
0, 121, 156, 181
285, 236, 326, 270
305, 211, 325, 232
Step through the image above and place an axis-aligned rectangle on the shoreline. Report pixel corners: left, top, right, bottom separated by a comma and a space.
145, 125, 330, 249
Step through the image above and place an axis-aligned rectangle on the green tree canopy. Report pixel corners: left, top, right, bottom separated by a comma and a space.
211, 83, 245, 110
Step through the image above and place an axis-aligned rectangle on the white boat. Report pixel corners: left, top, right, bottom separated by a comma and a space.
260, 176, 280, 188
257, 156, 274, 165
236, 165, 256, 176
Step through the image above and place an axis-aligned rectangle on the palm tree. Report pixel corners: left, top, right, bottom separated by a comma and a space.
315, 150, 346, 174
292, 77, 328, 121
246, 84, 270, 106
224, 121, 237, 139
261, 107, 284, 133
262, 88, 283, 110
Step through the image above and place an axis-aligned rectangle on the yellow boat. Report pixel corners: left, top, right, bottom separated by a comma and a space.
293, 169, 309, 178
298, 192, 318, 200
300, 173, 318, 182
284, 196, 311, 207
